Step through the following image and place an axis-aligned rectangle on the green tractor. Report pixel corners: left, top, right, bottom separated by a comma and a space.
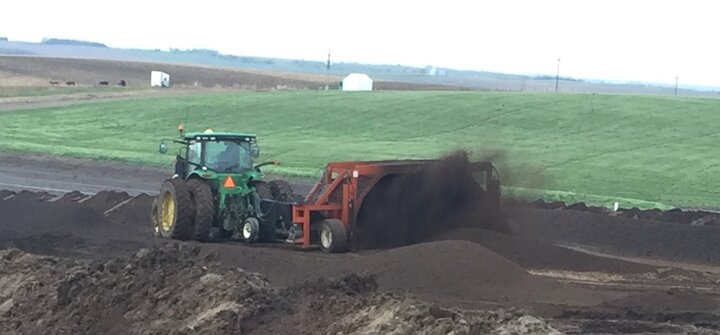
150, 127, 297, 242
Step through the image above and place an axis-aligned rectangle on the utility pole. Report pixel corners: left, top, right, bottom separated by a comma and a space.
674, 76, 678, 96
325, 49, 331, 91
555, 58, 561, 93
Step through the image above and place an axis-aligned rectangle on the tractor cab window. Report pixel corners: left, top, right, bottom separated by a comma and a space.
204, 140, 253, 172
187, 141, 201, 164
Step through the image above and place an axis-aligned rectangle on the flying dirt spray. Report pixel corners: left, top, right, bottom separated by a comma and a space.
353, 151, 507, 250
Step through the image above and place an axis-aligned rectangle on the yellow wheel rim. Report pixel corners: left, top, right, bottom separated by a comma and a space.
160, 191, 175, 232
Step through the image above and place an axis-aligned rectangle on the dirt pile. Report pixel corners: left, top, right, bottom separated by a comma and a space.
510, 198, 720, 226
600, 289, 720, 313
1, 243, 277, 334
314, 297, 562, 335
349, 240, 597, 307
0, 244, 561, 335
359, 240, 530, 292
0, 243, 272, 334
355, 151, 504, 249
430, 228, 657, 274
507, 206, 720, 265
557, 290, 720, 334
0, 190, 152, 259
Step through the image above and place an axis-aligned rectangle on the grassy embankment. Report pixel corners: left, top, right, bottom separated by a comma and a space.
1, 90, 718, 209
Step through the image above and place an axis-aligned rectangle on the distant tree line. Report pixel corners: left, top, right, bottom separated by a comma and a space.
533, 75, 583, 82
169, 48, 220, 56
168, 48, 275, 64
0, 37, 8, 41
41, 38, 107, 48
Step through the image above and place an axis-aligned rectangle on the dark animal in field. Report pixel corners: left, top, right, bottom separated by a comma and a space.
117, 80, 127, 87
98, 81, 109, 86
65, 81, 75, 86
49, 81, 59, 86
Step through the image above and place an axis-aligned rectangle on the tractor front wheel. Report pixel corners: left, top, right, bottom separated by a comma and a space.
239, 217, 261, 243
319, 219, 348, 253
157, 178, 195, 240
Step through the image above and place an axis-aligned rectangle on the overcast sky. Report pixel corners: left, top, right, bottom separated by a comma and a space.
2, 0, 718, 87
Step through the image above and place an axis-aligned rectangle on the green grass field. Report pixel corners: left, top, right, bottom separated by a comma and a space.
1, 90, 719, 209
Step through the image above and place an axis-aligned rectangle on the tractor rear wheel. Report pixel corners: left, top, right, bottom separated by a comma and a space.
250, 181, 277, 242
269, 180, 295, 202
187, 179, 215, 241
252, 181, 272, 200
319, 219, 348, 253
150, 198, 160, 237
157, 178, 195, 240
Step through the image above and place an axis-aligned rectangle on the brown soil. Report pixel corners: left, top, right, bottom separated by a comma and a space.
514, 198, 720, 226
4, 189, 720, 333
0, 244, 561, 335
506, 205, 720, 264
430, 228, 658, 274
0, 56, 330, 89
557, 289, 720, 334
350, 240, 589, 308
0, 190, 152, 259
4, 150, 720, 333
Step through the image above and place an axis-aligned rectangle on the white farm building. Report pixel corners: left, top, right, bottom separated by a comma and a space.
150, 71, 170, 87
341, 73, 373, 91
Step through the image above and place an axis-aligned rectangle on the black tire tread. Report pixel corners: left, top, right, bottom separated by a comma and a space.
321, 219, 348, 253
187, 178, 215, 241
269, 179, 295, 202
150, 198, 160, 237
252, 181, 272, 200
159, 178, 195, 240
241, 217, 260, 243
250, 180, 277, 242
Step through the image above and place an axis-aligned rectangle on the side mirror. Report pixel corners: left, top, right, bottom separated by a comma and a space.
159, 142, 168, 154
251, 143, 260, 158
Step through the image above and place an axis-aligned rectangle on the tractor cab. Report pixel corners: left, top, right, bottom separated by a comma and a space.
160, 130, 260, 178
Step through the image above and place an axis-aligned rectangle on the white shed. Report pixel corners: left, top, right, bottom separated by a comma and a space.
341, 73, 373, 91
150, 71, 170, 87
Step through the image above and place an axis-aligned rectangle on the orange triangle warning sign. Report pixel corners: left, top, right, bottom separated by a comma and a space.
223, 176, 236, 188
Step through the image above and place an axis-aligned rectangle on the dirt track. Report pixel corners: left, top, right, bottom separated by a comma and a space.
0, 151, 311, 195
3, 153, 720, 333
0, 88, 227, 112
